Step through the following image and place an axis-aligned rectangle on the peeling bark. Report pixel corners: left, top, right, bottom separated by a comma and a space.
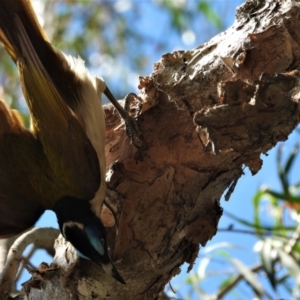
20, 1, 300, 299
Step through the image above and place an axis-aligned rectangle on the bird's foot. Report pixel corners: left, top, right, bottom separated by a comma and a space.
104, 88, 146, 149
122, 93, 145, 149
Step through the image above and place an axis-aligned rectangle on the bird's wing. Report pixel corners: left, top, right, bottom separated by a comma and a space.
15, 16, 101, 204
0, 1, 101, 206
0, 100, 45, 238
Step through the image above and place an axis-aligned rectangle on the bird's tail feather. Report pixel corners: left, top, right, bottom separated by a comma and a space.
0, 0, 49, 62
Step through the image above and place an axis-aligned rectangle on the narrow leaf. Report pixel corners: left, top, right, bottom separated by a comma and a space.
278, 249, 300, 286
260, 239, 276, 290
231, 258, 266, 296
284, 142, 300, 174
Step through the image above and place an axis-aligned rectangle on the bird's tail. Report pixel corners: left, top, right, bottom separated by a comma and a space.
0, 0, 49, 62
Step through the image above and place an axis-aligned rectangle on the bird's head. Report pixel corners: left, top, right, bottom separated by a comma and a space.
52, 197, 125, 284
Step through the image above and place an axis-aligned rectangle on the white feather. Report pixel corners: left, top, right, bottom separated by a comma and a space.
65, 54, 107, 217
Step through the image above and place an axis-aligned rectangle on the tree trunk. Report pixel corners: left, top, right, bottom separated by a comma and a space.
17, 0, 300, 299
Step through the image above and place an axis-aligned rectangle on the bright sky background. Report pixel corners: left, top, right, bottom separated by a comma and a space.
14, 1, 299, 299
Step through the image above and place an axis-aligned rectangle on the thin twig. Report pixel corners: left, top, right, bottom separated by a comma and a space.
218, 228, 294, 239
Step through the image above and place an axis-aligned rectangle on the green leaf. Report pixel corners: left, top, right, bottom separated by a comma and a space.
225, 211, 294, 232
197, 1, 222, 29
292, 243, 300, 255
185, 275, 193, 284
266, 189, 300, 204
225, 211, 258, 228
278, 249, 300, 286
260, 239, 276, 290
276, 146, 290, 196
284, 142, 300, 174
253, 190, 265, 235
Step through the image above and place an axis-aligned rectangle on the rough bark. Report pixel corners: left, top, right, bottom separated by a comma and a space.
16, 0, 300, 299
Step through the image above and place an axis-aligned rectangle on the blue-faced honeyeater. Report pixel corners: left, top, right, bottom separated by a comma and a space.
0, 0, 125, 284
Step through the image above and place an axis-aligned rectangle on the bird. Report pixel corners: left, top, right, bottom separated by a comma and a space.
0, 0, 126, 284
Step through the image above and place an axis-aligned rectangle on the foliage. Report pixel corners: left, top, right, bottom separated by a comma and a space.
174, 137, 300, 299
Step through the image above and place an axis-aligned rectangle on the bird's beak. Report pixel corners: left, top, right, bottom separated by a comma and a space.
102, 262, 126, 285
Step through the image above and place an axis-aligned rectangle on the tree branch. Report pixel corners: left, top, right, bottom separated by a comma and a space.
0, 227, 59, 300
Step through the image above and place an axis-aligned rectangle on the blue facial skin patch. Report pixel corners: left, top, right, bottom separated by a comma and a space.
71, 225, 105, 260
62, 222, 105, 260
84, 225, 105, 256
